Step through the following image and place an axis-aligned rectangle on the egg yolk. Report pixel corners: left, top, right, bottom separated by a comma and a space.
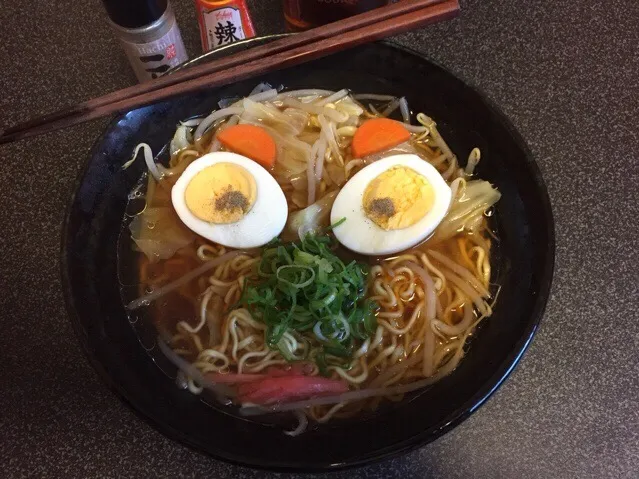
363, 166, 435, 230
184, 163, 257, 224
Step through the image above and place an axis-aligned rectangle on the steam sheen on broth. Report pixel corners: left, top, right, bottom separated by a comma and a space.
121, 85, 501, 435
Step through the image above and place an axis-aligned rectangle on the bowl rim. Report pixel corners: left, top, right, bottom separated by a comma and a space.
60, 35, 555, 471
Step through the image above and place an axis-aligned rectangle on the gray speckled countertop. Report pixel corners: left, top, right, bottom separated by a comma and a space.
1, 0, 638, 477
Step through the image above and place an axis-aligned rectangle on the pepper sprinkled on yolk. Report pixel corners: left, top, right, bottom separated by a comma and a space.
184, 162, 257, 224
363, 166, 435, 230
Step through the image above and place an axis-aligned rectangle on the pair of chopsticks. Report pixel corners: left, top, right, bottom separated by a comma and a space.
0, 0, 459, 145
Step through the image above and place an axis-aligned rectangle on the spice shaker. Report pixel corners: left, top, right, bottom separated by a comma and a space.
102, 0, 188, 82
194, 0, 256, 52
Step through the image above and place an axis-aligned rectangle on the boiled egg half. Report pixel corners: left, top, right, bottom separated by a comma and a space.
330, 154, 452, 255
171, 152, 287, 248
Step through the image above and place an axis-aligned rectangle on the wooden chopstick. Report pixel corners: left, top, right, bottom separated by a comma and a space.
0, 0, 459, 144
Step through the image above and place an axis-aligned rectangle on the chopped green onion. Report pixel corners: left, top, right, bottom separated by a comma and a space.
238, 229, 378, 372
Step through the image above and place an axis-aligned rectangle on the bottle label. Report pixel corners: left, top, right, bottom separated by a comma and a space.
118, 20, 188, 82
204, 7, 245, 49
196, 1, 256, 52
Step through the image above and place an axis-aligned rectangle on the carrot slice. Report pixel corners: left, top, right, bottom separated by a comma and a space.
351, 118, 411, 158
217, 124, 277, 168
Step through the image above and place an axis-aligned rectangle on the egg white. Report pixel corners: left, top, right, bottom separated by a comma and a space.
330, 154, 452, 255
171, 152, 288, 249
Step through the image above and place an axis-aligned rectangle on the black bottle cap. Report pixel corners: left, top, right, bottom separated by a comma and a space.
102, 0, 168, 30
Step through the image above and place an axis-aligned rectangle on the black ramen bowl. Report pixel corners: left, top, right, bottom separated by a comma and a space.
61, 37, 554, 471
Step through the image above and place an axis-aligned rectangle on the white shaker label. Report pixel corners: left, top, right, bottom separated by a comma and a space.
119, 20, 188, 83
203, 7, 246, 50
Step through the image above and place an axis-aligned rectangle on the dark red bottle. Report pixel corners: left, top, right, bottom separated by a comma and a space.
283, 0, 391, 31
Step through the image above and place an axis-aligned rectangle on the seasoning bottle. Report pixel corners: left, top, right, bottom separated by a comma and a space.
194, 0, 256, 52
283, 0, 391, 31
102, 0, 189, 82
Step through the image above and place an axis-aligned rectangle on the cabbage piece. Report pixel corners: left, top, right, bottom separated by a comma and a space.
169, 125, 190, 157
297, 131, 321, 145
249, 82, 273, 96
282, 108, 310, 133
360, 141, 418, 165
218, 97, 240, 109
275, 147, 308, 176
334, 98, 364, 117
129, 207, 195, 262
282, 191, 338, 241
325, 162, 346, 187
289, 173, 307, 191
432, 180, 501, 243
242, 98, 306, 136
